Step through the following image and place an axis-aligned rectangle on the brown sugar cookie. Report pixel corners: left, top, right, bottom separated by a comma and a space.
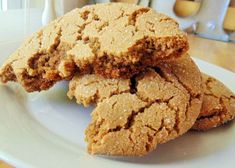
192, 74, 235, 131
67, 74, 130, 107
68, 55, 203, 156
0, 3, 188, 92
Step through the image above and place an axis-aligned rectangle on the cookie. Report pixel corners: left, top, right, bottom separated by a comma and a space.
68, 55, 203, 156
192, 74, 235, 131
0, 3, 188, 92
67, 74, 130, 107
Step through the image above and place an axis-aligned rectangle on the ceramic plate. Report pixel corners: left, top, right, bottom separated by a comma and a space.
0, 55, 235, 168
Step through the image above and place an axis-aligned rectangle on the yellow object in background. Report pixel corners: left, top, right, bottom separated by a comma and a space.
174, 0, 235, 31
224, 7, 235, 31
174, 0, 200, 17
0, 161, 13, 168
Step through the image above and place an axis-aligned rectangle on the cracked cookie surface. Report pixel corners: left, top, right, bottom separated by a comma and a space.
69, 55, 203, 156
0, 3, 188, 92
67, 74, 130, 107
192, 74, 235, 131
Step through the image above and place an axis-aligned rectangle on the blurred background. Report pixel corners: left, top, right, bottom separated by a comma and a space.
0, 0, 234, 73
0, 0, 235, 43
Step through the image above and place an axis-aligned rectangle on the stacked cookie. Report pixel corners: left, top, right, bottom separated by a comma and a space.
0, 3, 234, 156
192, 74, 235, 131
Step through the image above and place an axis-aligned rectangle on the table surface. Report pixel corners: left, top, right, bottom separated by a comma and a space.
0, 34, 235, 168
188, 35, 235, 72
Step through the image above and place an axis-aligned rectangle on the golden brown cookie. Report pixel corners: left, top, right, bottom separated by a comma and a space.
68, 55, 203, 156
67, 74, 130, 107
192, 74, 235, 131
0, 3, 188, 92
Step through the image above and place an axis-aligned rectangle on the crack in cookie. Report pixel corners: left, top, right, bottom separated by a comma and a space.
128, 8, 150, 26
67, 74, 130, 106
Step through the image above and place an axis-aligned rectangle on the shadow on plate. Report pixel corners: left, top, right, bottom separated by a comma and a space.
0, 81, 71, 104
30, 81, 72, 104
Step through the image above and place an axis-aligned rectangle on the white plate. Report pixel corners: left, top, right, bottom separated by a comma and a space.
0, 57, 235, 168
